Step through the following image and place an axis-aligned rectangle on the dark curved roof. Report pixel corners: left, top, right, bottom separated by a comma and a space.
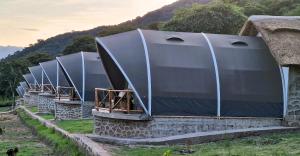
19, 81, 29, 91
40, 59, 70, 90
16, 86, 22, 97
23, 73, 35, 86
17, 86, 25, 97
57, 52, 111, 101
28, 65, 49, 86
96, 29, 283, 117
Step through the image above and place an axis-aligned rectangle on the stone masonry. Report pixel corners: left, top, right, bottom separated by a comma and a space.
93, 110, 282, 139
25, 91, 40, 107
37, 93, 55, 114
286, 66, 300, 126
55, 101, 95, 120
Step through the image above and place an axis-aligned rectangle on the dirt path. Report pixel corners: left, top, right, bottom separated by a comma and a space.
0, 113, 53, 156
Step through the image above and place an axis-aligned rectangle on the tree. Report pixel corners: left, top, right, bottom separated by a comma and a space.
285, 5, 300, 16
26, 52, 53, 65
62, 36, 96, 55
161, 2, 247, 35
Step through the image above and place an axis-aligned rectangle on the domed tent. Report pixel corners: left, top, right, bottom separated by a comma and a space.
23, 73, 36, 87
16, 86, 24, 97
28, 65, 49, 87
19, 81, 29, 92
96, 29, 284, 117
56, 52, 111, 102
40, 59, 70, 91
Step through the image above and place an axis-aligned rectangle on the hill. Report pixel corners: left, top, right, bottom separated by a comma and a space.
0, 46, 23, 59
3, 0, 210, 61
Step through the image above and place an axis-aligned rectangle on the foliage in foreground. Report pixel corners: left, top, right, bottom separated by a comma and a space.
17, 109, 84, 156
55, 119, 93, 134
118, 132, 300, 156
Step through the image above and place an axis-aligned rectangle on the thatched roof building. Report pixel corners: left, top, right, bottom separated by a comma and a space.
240, 15, 300, 66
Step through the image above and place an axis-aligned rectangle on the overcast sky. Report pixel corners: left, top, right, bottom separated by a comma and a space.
0, 0, 176, 47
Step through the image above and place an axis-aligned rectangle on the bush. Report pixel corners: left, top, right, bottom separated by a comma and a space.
161, 2, 247, 35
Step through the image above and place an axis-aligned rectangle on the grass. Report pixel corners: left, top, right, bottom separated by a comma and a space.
17, 109, 84, 156
39, 114, 55, 120
55, 119, 93, 134
27, 106, 38, 113
0, 106, 11, 112
117, 132, 300, 156
0, 111, 53, 155
0, 98, 13, 107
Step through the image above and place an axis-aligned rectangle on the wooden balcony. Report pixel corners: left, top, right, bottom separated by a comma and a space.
56, 86, 80, 101
95, 88, 143, 114
42, 84, 54, 93
29, 84, 41, 92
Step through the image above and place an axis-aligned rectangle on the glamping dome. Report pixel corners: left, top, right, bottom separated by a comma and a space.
56, 52, 111, 101
40, 59, 70, 91
28, 65, 49, 86
96, 29, 283, 117
23, 73, 36, 86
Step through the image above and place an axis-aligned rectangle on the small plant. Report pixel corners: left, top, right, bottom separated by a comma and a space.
163, 149, 172, 156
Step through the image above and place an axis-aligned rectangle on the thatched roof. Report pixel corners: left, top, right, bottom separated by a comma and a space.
240, 15, 300, 66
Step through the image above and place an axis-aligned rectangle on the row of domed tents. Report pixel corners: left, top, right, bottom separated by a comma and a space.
16, 26, 289, 118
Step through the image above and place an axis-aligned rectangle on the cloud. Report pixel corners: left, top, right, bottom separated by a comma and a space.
19, 28, 39, 32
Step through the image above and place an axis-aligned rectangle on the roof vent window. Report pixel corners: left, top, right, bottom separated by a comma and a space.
166, 37, 184, 42
231, 41, 248, 46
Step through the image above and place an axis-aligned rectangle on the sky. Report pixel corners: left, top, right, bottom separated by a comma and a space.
0, 0, 177, 47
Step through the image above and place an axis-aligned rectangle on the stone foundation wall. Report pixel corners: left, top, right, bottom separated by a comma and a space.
286, 66, 300, 126
54, 101, 94, 120
93, 110, 282, 139
82, 102, 95, 118
38, 93, 55, 114
55, 101, 82, 120
25, 92, 40, 107
23, 93, 30, 104
16, 98, 24, 106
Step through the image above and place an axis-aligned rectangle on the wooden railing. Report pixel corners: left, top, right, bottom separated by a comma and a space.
29, 84, 41, 91
42, 84, 54, 93
95, 88, 143, 114
56, 86, 79, 101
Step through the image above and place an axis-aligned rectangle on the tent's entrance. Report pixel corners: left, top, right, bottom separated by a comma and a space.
96, 43, 143, 114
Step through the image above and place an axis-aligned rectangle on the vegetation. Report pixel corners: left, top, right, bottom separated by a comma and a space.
0, 106, 11, 112
0, 52, 52, 98
55, 119, 93, 134
62, 36, 97, 55
117, 132, 300, 156
17, 109, 84, 156
0, 112, 53, 155
161, 2, 247, 34
27, 106, 38, 113
0, 98, 14, 107
39, 114, 55, 120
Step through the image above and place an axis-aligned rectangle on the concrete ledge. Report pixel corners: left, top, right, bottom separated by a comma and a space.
54, 100, 82, 105
88, 126, 300, 146
20, 106, 111, 156
38, 92, 56, 97
92, 109, 149, 121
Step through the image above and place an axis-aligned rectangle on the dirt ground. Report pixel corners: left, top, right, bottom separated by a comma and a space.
0, 112, 53, 156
